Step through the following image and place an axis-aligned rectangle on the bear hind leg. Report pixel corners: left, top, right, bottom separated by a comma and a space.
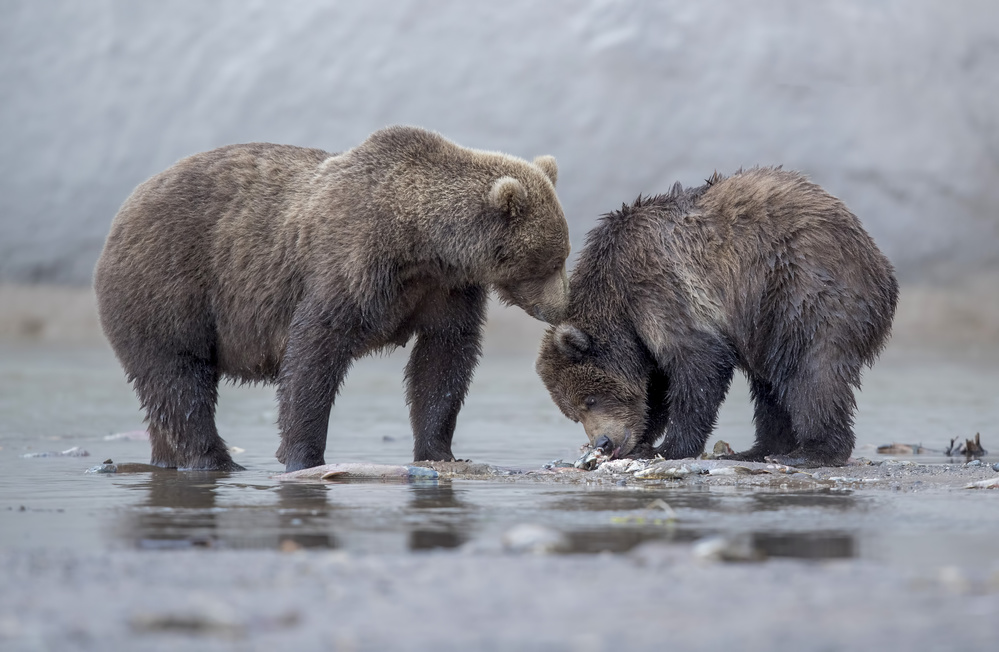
723, 375, 796, 462
133, 352, 243, 472
766, 365, 857, 468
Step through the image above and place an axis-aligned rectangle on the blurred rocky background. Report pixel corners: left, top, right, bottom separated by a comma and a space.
2, 0, 997, 350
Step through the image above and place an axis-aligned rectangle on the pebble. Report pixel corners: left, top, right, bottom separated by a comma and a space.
692, 535, 763, 563
501, 523, 571, 554
992, 463, 999, 473
965, 459, 982, 467
85, 461, 118, 474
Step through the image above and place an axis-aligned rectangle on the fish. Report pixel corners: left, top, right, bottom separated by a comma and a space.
273, 463, 439, 482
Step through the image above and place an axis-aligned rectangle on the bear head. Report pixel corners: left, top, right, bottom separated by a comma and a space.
345, 126, 571, 324
536, 322, 657, 458
484, 155, 570, 324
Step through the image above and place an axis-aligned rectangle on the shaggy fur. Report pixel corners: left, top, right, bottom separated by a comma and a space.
536, 167, 898, 468
95, 126, 570, 472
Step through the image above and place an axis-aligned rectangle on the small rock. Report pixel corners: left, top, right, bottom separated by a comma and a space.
992, 463, 999, 473
937, 566, 972, 594
501, 523, 571, 554
85, 462, 118, 474
701, 440, 734, 459
279, 539, 302, 553
692, 534, 764, 562
965, 459, 982, 467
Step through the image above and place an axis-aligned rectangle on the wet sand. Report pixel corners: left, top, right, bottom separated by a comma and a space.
1, 285, 999, 650
2, 547, 997, 652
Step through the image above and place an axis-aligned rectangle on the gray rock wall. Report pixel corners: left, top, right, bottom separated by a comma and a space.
2, 0, 997, 284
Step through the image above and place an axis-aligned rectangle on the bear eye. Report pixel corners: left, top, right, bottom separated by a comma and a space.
583, 396, 597, 409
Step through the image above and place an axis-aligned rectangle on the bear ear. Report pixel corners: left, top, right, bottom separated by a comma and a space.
488, 176, 528, 217
554, 324, 590, 361
533, 155, 558, 187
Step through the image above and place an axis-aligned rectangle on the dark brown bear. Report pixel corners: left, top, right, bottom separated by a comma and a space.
95, 126, 570, 472
536, 167, 898, 468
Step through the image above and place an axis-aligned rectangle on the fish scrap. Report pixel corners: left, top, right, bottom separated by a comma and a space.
964, 477, 999, 489
274, 463, 439, 482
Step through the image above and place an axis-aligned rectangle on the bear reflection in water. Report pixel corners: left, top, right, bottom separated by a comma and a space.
118, 474, 472, 552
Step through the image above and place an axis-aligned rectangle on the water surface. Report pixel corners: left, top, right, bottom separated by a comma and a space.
2, 342, 997, 564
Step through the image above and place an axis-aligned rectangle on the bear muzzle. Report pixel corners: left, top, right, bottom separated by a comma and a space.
531, 268, 569, 323
500, 267, 569, 324
582, 416, 637, 459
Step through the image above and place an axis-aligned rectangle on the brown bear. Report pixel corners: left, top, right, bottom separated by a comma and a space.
95, 125, 570, 472
536, 167, 898, 468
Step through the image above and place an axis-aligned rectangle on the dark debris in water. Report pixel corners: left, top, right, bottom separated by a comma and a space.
875, 433, 988, 459
945, 433, 987, 459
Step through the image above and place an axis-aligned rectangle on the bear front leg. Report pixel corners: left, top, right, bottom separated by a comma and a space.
276, 314, 357, 473
631, 368, 670, 458
405, 287, 486, 462
654, 336, 735, 460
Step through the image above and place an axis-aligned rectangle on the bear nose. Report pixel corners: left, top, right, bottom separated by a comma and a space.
594, 435, 613, 453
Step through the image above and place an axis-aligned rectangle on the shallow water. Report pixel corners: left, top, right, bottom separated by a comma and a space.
1, 342, 998, 564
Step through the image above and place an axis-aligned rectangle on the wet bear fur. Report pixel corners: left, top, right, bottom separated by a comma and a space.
536, 167, 898, 468
95, 126, 570, 472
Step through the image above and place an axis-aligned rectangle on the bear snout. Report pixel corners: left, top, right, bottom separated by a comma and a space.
530, 268, 569, 323
582, 417, 636, 459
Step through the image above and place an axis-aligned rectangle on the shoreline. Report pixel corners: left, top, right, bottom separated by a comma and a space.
3, 276, 999, 356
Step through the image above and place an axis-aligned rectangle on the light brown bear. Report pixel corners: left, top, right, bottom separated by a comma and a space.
536, 168, 898, 468
95, 126, 569, 472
